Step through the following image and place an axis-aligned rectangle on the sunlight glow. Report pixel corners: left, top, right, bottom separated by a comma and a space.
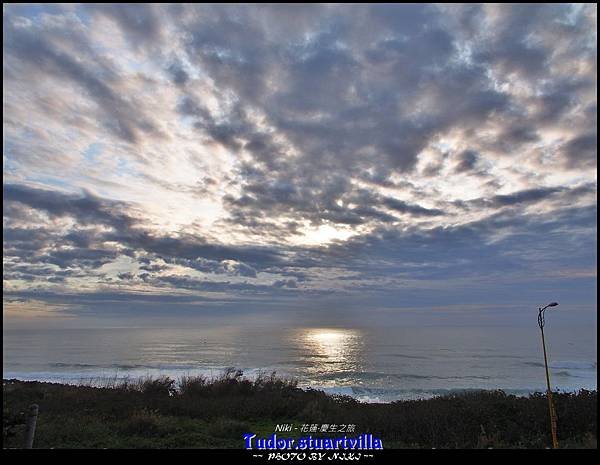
293, 224, 357, 246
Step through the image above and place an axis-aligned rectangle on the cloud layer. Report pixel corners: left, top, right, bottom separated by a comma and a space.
3, 4, 597, 324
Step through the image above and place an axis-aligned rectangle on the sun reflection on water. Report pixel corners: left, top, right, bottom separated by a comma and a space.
300, 328, 364, 374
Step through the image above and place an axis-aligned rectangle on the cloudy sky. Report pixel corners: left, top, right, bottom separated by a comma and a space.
3, 4, 597, 328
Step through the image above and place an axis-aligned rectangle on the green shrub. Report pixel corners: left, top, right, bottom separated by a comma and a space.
178, 375, 208, 397
139, 377, 177, 397
120, 408, 162, 437
210, 417, 252, 438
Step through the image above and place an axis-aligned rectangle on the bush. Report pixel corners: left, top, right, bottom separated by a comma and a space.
120, 408, 163, 437
139, 377, 177, 397
179, 375, 208, 397
210, 417, 252, 438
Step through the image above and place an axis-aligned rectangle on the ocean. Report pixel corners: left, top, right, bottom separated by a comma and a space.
3, 324, 597, 402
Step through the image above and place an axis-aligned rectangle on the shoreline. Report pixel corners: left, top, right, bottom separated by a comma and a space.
3, 371, 596, 403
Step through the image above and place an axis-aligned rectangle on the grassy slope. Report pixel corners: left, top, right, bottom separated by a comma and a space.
3, 375, 597, 449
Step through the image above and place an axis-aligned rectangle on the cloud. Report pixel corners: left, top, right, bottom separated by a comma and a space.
2, 4, 597, 322
3, 184, 136, 230
562, 133, 597, 169
4, 11, 165, 144
86, 4, 164, 50
454, 150, 481, 174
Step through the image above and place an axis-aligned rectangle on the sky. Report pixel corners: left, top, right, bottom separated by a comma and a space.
2, 4, 597, 329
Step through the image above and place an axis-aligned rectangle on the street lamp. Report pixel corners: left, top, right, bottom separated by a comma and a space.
537, 302, 559, 449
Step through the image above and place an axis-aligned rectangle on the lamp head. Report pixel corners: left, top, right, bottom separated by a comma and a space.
539, 302, 559, 312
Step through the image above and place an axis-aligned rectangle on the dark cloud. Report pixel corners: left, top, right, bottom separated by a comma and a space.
454, 150, 480, 174
487, 184, 595, 208
152, 274, 300, 294
471, 4, 552, 78
3, 184, 136, 231
273, 279, 298, 289
117, 272, 135, 281
166, 61, 189, 86
562, 133, 597, 169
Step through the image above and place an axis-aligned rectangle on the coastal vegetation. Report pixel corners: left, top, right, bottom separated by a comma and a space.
3, 372, 597, 449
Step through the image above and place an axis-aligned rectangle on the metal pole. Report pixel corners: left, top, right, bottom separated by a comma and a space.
539, 310, 559, 449
24, 403, 39, 449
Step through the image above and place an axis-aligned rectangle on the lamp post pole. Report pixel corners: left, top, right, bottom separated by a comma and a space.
537, 302, 559, 449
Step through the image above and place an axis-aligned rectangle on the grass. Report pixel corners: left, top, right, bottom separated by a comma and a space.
3, 372, 597, 449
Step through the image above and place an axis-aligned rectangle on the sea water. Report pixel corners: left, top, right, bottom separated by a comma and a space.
3, 324, 596, 402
